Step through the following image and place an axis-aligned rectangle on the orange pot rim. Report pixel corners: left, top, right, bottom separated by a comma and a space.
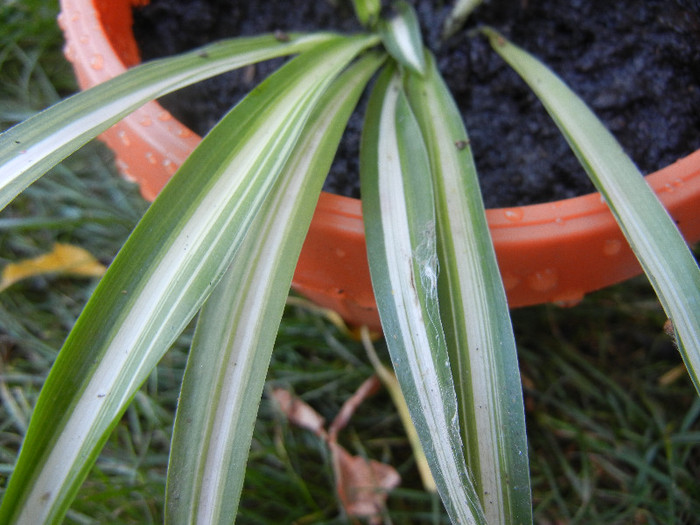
58, 0, 700, 330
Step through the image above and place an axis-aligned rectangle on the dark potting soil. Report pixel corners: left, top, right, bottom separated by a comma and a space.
132, 0, 700, 208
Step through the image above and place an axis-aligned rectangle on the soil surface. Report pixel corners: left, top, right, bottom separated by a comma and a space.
133, 0, 700, 207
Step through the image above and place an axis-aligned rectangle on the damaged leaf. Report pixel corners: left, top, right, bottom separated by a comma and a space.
272, 379, 400, 523
329, 441, 400, 523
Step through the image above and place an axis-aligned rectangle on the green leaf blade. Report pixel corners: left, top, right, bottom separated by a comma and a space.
379, 2, 426, 75
361, 64, 486, 525
485, 28, 700, 393
352, 0, 381, 27
404, 51, 532, 524
442, 0, 485, 39
165, 52, 384, 524
0, 35, 377, 525
0, 32, 342, 211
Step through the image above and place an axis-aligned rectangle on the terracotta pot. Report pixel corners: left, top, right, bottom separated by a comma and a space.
58, 0, 700, 331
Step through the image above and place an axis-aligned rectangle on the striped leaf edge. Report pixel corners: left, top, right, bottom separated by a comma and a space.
485, 28, 700, 394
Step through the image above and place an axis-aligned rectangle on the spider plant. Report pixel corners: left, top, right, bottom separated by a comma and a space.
0, 1, 698, 523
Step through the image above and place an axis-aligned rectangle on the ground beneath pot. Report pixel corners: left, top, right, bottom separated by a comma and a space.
133, 0, 700, 208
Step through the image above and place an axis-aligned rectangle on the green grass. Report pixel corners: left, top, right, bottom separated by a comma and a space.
0, 1, 698, 523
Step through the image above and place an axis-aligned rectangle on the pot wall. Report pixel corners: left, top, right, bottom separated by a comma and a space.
59, 0, 700, 330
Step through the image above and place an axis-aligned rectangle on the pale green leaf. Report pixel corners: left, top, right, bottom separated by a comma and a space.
379, 1, 426, 75
404, 51, 532, 524
442, 0, 485, 39
360, 64, 485, 525
485, 28, 700, 394
0, 32, 341, 211
0, 35, 377, 525
165, 52, 384, 524
351, 0, 381, 27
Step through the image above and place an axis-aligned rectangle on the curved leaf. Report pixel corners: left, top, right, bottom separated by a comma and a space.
165, 52, 384, 524
485, 28, 700, 394
404, 51, 531, 524
379, 2, 426, 75
0, 35, 377, 525
361, 64, 485, 525
0, 32, 341, 211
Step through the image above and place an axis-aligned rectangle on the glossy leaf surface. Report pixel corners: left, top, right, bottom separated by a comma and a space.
0, 35, 377, 524
486, 28, 700, 394
404, 51, 531, 524
165, 53, 384, 524
361, 64, 485, 525
0, 32, 340, 210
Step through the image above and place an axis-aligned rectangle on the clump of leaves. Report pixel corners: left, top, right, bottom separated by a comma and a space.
0, 1, 698, 524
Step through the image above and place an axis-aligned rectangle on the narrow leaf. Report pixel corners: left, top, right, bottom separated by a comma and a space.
352, 0, 381, 27
485, 28, 700, 393
361, 326, 437, 493
165, 52, 384, 524
404, 51, 532, 524
361, 64, 485, 524
442, 0, 485, 39
379, 2, 426, 75
0, 35, 377, 525
0, 32, 341, 211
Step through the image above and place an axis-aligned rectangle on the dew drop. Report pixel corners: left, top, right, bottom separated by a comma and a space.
63, 44, 76, 61
603, 239, 622, 256
501, 272, 520, 291
89, 54, 104, 70
178, 128, 193, 139
140, 116, 153, 127
555, 294, 583, 307
503, 208, 524, 222
527, 268, 558, 292
79, 34, 89, 44
118, 130, 130, 146
145, 152, 157, 165
157, 111, 172, 122
162, 158, 177, 174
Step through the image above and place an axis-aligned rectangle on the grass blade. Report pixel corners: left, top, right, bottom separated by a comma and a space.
0, 35, 377, 525
404, 51, 532, 524
0, 32, 341, 211
165, 53, 384, 524
485, 28, 700, 393
361, 63, 485, 525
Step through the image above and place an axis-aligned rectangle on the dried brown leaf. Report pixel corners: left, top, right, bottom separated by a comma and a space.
328, 375, 381, 440
330, 441, 400, 523
271, 381, 401, 522
270, 388, 326, 438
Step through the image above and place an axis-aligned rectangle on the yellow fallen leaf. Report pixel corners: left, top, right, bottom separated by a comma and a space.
0, 243, 106, 292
